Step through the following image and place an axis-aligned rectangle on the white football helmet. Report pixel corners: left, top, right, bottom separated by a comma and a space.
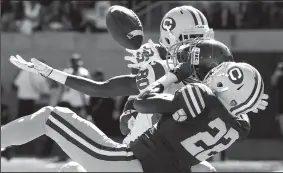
159, 5, 214, 51
204, 62, 265, 116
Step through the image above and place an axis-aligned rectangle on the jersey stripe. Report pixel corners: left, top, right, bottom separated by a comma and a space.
187, 86, 202, 114
181, 88, 197, 118
46, 111, 135, 161
184, 87, 199, 117
193, 86, 205, 110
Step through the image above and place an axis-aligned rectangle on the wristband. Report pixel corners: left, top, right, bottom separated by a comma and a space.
48, 69, 68, 84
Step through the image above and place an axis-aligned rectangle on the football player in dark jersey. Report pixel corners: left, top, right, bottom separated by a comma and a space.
131, 61, 267, 173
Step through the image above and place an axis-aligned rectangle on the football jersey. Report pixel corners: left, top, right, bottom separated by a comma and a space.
130, 83, 250, 173
121, 60, 183, 144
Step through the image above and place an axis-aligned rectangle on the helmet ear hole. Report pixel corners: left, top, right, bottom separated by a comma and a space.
217, 82, 223, 87
165, 38, 170, 45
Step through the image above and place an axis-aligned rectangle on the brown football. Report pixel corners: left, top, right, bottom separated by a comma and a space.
106, 5, 144, 50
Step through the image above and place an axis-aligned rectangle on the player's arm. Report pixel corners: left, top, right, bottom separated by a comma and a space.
9, 55, 139, 97
50, 69, 139, 97
134, 92, 178, 114
135, 85, 207, 120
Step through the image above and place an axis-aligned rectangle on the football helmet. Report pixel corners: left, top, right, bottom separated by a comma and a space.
159, 5, 214, 50
169, 39, 234, 82
204, 62, 265, 116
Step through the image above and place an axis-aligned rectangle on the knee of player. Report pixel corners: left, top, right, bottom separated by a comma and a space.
59, 161, 86, 172
31, 106, 54, 120
31, 106, 54, 123
191, 161, 216, 172
54, 106, 74, 114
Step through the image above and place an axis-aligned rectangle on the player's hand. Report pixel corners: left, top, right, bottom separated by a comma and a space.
10, 55, 53, 77
138, 82, 164, 99
124, 39, 161, 69
10, 55, 39, 74
252, 93, 269, 113
171, 62, 194, 82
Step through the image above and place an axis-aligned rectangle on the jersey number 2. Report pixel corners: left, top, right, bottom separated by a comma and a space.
181, 118, 239, 161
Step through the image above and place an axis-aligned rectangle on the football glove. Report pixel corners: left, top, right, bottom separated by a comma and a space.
124, 39, 162, 69
170, 62, 194, 83
10, 55, 53, 77
251, 93, 269, 113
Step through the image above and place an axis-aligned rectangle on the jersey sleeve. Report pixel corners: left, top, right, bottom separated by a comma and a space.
172, 84, 207, 120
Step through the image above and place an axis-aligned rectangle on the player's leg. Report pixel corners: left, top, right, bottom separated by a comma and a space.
1, 106, 53, 149
45, 106, 142, 172
1, 106, 142, 172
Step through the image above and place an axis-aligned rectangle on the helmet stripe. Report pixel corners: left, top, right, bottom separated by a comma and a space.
234, 80, 263, 116
230, 68, 263, 115
191, 8, 203, 26
186, 8, 198, 25
196, 10, 205, 25
230, 69, 259, 112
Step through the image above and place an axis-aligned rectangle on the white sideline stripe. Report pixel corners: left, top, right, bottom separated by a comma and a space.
181, 88, 196, 118
48, 116, 134, 157
187, 86, 201, 114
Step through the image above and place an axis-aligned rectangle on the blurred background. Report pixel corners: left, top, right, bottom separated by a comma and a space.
1, 0, 283, 172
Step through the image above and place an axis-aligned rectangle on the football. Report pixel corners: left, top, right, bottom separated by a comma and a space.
106, 5, 144, 50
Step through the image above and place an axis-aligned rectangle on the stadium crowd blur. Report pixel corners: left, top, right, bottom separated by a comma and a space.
1, 0, 283, 160
2, 1, 283, 33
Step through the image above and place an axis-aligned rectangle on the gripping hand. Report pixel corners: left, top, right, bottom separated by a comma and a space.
252, 93, 269, 113
10, 55, 53, 77
124, 39, 161, 69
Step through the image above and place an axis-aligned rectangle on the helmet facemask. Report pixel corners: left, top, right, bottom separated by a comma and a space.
160, 25, 214, 53
204, 62, 265, 116
165, 37, 204, 83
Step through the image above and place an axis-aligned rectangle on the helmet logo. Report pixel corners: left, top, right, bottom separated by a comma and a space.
162, 17, 176, 31
228, 67, 244, 84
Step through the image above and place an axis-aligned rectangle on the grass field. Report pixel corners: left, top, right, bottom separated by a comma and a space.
1, 157, 283, 172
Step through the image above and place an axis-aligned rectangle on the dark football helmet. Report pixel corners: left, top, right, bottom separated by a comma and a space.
167, 39, 234, 82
